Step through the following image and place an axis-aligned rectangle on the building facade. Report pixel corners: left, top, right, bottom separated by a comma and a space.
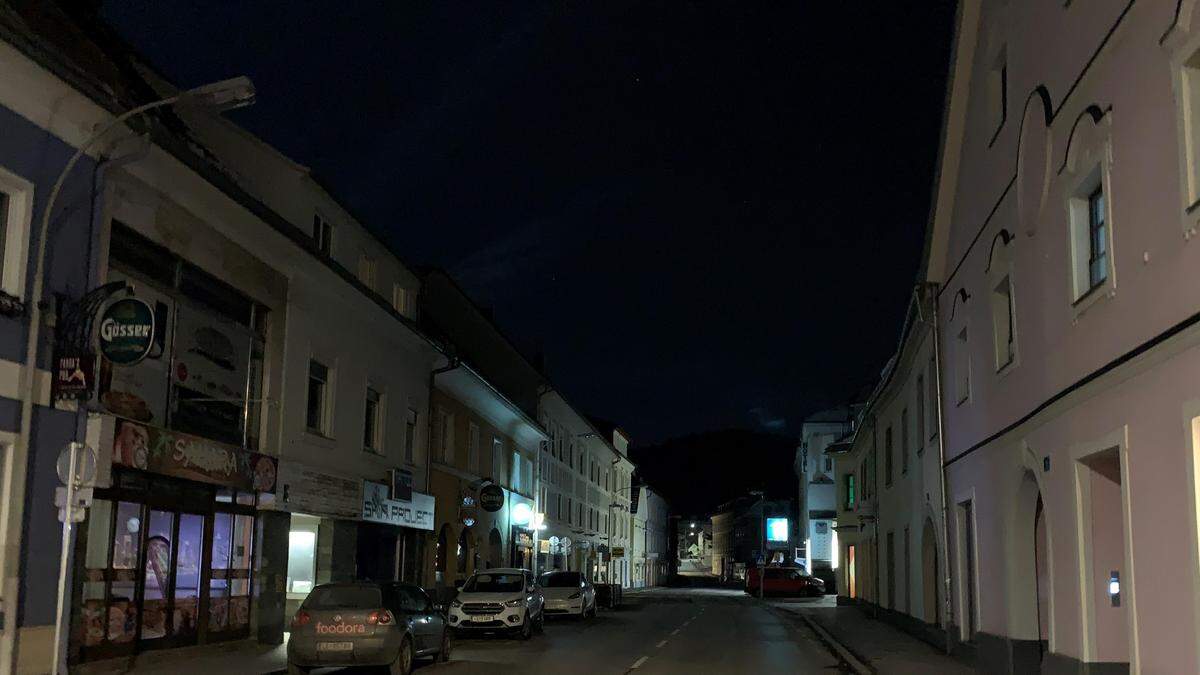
796, 407, 854, 589
924, 1, 1200, 672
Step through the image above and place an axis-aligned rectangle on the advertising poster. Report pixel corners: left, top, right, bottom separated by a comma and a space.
112, 418, 277, 493
171, 304, 252, 446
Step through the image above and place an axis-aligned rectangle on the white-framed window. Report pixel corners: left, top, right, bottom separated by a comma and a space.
306, 359, 331, 435
1179, 48, 1200, 210
468, 422, 481, 473
988, 45, 1008, 140
358, 253, 376, 289
0, 166, 33, 300
991, 273, 1016, 371
433, 407, 455, 463
1068, 167, 1113, 305
955, 326, 971, 405
392, 283, 409, 316
492, 437, 504, 482
510, 450, 522, 491
363, 386, 384, 454
312, 213, 333, 256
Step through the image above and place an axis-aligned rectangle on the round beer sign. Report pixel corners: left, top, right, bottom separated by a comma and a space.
479, 484, 505, 512
98, 298, 155, 365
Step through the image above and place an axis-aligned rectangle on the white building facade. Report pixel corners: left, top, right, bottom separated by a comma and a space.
927, 1, 1200, 672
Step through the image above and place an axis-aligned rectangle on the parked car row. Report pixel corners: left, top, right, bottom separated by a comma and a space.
287, 568, 599, 674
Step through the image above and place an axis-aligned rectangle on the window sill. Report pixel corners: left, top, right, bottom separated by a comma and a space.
1070, 277, 1114, 321
303, 430, 336, 446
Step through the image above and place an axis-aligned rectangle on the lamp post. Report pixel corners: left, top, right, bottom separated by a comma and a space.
0, 76, 254, 675
750, 490, 765, 600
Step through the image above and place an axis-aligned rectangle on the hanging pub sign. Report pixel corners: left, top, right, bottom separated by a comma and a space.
98, 298, 155, 366
479, 483, 505, 512
111, 418, 277, 492
53, 354, 94, 401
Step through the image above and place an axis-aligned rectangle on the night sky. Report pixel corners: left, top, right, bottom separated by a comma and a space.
101, 2, 957, 444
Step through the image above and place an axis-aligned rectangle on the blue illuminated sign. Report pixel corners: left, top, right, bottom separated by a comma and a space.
766, 517, 789, 542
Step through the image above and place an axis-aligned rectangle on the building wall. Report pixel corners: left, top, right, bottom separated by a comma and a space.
930, 1, 1200, 672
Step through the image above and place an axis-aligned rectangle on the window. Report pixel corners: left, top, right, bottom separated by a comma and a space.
404, 408, 417, 464
434, 408, 455, 463
884, 426, 894, 487
358, 253, 376, 289
392, 283, 409, 316
900, 409, 909, 474
988, 45, 1008, 140
468, 423, 481, 473
844, 474, 856, 510
312, 214, 332, 255
0, 167, 33, 300
306, 360, 330, 434
955, 327, 970, 405
492, 438, 504, 481
916, 375, 926, 450
1181, 50, 1200, 207
1087, 187, 1108, 290
991, 274, 1016, 370
823, 456, 833, 473
510, 450, 522, 490
363, 387, 383, 454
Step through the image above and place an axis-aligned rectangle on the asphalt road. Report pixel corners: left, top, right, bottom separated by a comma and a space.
317, 588, 843, 675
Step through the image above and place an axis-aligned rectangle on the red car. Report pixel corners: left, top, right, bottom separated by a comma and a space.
745, 566, 826, 597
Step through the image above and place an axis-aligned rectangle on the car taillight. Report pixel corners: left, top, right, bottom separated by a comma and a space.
292, 610, 311, 628
368, 609, 394, 625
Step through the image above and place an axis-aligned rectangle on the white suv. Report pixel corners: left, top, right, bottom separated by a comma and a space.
447, 568, 544, 639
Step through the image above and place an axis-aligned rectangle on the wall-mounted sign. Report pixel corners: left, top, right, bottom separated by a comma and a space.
98, 298, 155, 366
479, 484, 505, 512
391, 468, 413, 502
766, 517, 790, 542
275, 462, 362, 518
362, 481, 434, 531
111, 418, 277, 492
611, 546, 625, 558
53, 354, 94, 401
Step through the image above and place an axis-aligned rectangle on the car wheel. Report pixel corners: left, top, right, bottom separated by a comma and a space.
286, 664, 309, 675
437, 628, 452, 662
390, 636, 414, 675
535, 611, 545, 633
587, 602, 597, 619
519, 614, 533, 640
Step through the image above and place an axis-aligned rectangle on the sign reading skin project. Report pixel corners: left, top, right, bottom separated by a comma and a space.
362, 481, 435, 530
766, 517, 789, 542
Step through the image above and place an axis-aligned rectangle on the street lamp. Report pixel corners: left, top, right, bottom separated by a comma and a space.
750, 490, 765, 600
0, 76, 254, 675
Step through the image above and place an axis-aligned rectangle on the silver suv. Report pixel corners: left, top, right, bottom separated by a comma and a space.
447, 568, 544, 639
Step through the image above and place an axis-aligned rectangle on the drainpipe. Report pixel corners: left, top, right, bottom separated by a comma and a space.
926, 282, 955, 655
427, 356, 459, 588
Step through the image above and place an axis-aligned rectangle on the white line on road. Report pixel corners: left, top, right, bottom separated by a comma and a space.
671, 628, 680, 635
656, 640, 668, 648
630, 656, 649, 669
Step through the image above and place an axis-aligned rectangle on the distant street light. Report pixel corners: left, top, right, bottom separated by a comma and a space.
2, 75, 254, 675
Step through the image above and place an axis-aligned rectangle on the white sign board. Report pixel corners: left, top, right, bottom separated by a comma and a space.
275, 462, 363, 519
362, 481, 435, 531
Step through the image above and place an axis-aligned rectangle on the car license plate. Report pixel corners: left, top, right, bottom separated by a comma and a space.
318, 641, 353, 652
471, 614, 495, 622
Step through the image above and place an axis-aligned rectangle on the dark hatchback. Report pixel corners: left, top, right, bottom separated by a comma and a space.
288, 581, 451, 675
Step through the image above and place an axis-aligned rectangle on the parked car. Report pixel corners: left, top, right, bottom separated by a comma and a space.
538, 571, 597, 619
745, 566, 826, 597
447, 568, 544, 639
287, 581, 451, 675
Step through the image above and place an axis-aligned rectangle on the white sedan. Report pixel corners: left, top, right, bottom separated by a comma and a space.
537, 571, 596, 619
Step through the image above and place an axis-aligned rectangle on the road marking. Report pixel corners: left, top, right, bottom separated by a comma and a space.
656, 640, 668, 648
630, 656, 649, 669
671, 628, 681, 635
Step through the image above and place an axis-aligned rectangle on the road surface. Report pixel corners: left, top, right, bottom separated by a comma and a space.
318, 587, 843, 674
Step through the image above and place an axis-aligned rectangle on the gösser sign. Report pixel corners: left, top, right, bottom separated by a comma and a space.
98, 297, 155, 365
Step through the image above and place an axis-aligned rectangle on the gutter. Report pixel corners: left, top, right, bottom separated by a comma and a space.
426, 358, 460, 501
927, 281, 955, 654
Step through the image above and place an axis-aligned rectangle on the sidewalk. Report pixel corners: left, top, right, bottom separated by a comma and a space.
774, 602, 978, 674
75, 638, 287, 675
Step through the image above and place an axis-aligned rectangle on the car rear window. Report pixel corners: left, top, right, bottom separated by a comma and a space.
303, 585, 382, 609
462, 573, 524, 593
539, 572, 582, 588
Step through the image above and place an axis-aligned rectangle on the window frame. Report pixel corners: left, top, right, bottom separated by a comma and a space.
306, 359, 332, 436
363, 386, 384, 455
312, 213, 333, 256
0, 165, 33, 301
884, 425, 894, 487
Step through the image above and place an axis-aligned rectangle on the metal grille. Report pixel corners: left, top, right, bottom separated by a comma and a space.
461, 603, 504, 615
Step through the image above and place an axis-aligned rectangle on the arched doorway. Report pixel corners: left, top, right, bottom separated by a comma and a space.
921, 518, 939, 624
488, 528, 502, 569
435, 524, 450, 585
457, 527, 472, 575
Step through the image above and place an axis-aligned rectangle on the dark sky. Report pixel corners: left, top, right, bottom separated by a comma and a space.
101, 2, 956, 444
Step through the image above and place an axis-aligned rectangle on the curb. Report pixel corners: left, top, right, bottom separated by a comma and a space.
792, 611, 874, 675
